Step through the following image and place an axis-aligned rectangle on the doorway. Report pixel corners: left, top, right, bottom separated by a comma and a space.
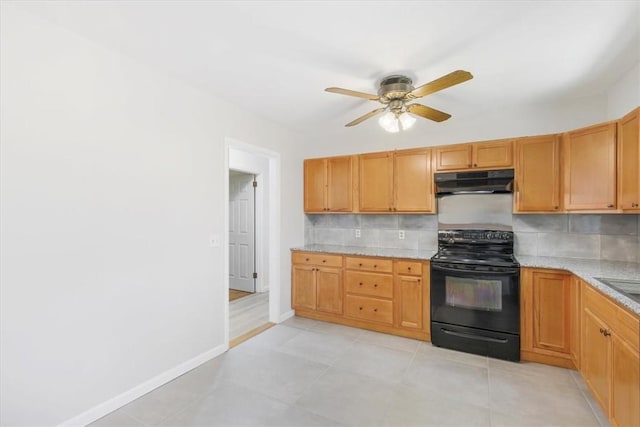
225, 138, 281, 346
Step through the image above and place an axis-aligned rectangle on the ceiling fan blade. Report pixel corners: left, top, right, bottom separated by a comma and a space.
406, 104, 451, 122
325, 87, 379, 101
345, 108, 386, 127
407, 70, 473, 99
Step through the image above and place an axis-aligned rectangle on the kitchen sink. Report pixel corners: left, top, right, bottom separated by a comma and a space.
595, 278, 640, 303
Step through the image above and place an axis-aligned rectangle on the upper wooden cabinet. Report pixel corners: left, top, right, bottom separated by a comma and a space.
617, 108, 640, 211
563, 122, 617, 211
359, 148, 434, 213
514, 134, 562, 212
304, 155, 354, 213
434, 139, 513, 171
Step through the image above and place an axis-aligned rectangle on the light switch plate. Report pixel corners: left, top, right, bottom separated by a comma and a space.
399, 230, 405, 240
355, 229, 361, 238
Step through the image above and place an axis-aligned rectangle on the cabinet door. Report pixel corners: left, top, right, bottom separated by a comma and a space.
515, 135, 561, 212
473, 140, 513, 169
304, 158, 326, 212
564, 122, 617, 210
570, 277, 581, 369
396, 274, 423, 330
582, 307, 611, 412
359, 152, 393, 212
531, 271, 571, 354
611, 334, 640, 427
434, 144, 471, 171
316, 267, 343, 315
617, 108, 640, 211
394, 148, 433, 212
327, 156, 353, 212
292, 265, 316, 310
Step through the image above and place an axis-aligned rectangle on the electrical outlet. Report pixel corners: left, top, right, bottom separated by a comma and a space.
399, 230, 405, 240
355, 229, 361, 238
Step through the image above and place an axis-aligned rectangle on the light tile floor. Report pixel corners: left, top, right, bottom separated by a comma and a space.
91, 317, 609, 427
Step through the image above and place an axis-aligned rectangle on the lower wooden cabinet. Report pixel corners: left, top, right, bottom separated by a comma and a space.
581, 283, 639, 427
291, 251, 430, 341
291, 252, 343, 315
520, 268, 574, 368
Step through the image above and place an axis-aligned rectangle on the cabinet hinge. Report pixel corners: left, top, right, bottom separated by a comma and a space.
253, 272, 258, 279
253, 180, 258, 188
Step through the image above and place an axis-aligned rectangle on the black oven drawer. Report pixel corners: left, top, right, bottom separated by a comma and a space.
431, 321, 520, 361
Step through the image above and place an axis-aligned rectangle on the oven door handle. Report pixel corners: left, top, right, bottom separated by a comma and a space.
441, 328, 509, 344
431, 264, 519, 275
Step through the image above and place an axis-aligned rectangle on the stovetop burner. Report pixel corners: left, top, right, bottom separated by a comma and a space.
431, 229, 519, 268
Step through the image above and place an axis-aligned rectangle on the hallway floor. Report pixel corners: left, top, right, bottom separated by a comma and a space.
91, 317, 609, 427
229, 291, 269, 341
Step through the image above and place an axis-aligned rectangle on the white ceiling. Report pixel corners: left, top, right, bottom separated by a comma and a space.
18, 1, 640, 139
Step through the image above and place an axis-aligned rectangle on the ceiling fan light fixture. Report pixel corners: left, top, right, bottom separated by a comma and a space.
378, 111, 400, 133
398, 112, 416, 130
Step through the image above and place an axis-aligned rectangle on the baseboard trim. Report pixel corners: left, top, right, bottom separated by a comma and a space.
278, 309, 295, 323
58, 343, 228, 427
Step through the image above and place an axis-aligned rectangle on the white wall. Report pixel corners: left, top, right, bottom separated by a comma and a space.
607, 62, 640, 120
0, 5, 305, 426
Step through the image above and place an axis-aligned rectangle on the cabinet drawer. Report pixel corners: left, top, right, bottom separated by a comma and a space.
584, 284, 639, 351
584, 285, 617, 325
396, 261, 423, 276
345, 257, 393, 273
616, 306, 639, 351
292, 252, 342, 268
345, 271, 393, 298
345, 295, 393, 325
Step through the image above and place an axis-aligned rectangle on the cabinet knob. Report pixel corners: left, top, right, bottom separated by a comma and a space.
374, 284, 378, 287
473, 163, 477, 167
373, 264, 377, 268
359, 263, 363, 267
407, 267, 411, 271
359, 306, 363, 310
554, 206, 559, 210
600, 328, 604, 334
603, 329, 611, 337
305, 258, 309, 261
359, 282, 363, 286
607, 204, 614, 208
388, 207, 392, 211
322, 259, 326, 263
374, 308, 378, 312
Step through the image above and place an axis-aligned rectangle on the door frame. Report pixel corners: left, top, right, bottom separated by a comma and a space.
224, 137, 281, 346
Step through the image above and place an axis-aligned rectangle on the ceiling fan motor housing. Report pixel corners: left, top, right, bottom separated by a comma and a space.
378, 75, 414, 104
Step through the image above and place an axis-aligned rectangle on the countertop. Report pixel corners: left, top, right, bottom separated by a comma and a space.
291, 245, 640, 316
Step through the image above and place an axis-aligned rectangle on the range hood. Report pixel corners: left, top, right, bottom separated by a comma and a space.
435, 169, 514, 195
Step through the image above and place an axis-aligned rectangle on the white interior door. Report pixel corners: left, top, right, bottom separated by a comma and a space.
229, 172, 255, 292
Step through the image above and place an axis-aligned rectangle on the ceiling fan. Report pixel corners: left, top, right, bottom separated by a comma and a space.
325, 70, 473, 132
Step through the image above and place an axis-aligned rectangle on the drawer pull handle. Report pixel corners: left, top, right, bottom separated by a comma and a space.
373, 264, 377, 268
322, 260, 326, 263
359, 282, 363, 286
607, 204, 614, 208
359, 306, 363, 310
359, 263, 363, 267
374, 308, 378, 312
305, 258, 309, 261
407, 267, 411, 271
374, 284, 378, 287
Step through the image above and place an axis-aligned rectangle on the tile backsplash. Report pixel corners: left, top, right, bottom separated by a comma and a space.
305, 214, 640, 263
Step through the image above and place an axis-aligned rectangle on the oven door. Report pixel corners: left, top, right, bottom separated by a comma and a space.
430, 262, 519, 334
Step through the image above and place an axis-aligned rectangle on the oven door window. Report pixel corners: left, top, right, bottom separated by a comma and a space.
445, 276, 502, 311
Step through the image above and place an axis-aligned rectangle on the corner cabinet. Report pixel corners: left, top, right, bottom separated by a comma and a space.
520, 268, 574, 368
514, 134, 562, 212
617, 108, 640, 211
581, 284, 639, 427
304, 155, 355, 213
292, 251, 430, 341
563, 122, 617, 211
359, 148, 434, 213
434, 139, 513, 171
